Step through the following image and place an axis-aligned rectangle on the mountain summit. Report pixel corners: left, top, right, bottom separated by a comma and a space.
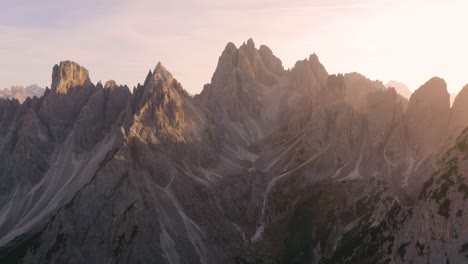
51, 61, 93, 94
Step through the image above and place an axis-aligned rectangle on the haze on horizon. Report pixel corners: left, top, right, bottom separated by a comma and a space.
1, 0, 467, 94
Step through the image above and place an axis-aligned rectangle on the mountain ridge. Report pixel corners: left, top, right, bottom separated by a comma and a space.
1, 39, 468, 263
0, 84, 45, 103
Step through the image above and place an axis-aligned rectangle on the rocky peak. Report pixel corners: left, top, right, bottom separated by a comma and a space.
405, 77, 450, 156
39, 61, 97, 143
199, 39, 285, 111
308, 53, 320, 65
239, 38, 256, 58
410, 77, 448, 100
258, 45, 283, 75
104, 80, 117, 89
214, 39, 283, 87
207, 43, 239, 89
133, 62, 186, 132
74, 80, 131, 152
451, 84, 468, 111
141, 62, 175, 89
0, 98, 20, 135
289, 53, 329, 97
448, 84, 468, 142
152, 62, 173, 83
246, 38, 255, 48
306, 53, 328, 78
51, 61, 93, 94
343, 72, 386, 112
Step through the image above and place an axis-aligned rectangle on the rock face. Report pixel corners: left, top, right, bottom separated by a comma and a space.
449, 85, 468, 142
39, 61, 97, 143
0, 84, 44, 103
51, 61, 93, 94
405, 77, 450, 157
1, 40, 468, 264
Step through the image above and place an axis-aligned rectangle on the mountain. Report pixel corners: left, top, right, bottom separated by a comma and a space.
1, 39, 468, 263
385, 80, 412, 99
0, 84, 45, 103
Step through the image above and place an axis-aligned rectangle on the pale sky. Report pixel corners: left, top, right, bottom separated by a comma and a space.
1, 0, 467, 94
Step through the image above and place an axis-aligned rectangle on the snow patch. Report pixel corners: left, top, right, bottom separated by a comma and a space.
251, 225, 264, 242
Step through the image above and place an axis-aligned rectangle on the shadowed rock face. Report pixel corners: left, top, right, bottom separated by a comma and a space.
449, 85, 468, 142
73, 80, 131, 152
1, 40, 468, 264
38, 61, 98, 143
405, 77, 450, 157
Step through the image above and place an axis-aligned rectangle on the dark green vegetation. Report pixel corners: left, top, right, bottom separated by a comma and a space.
459, 243, 468, 258
419, 154, 468, 220
280, 180, 407, 264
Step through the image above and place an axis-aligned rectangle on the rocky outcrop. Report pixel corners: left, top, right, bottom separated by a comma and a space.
405, 77, 450, 157
73, 80, 131, 152
344, 72, 386, 112
131, 62, 190, 143
366, 87, 406, 151
51, 61, 93, 94
448, 85, 468, 143
39, 61, 97, 143
289, 53, 328, 99
197, 39, 288, 145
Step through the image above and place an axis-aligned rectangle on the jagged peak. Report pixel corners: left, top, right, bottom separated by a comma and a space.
292, 52, 328, 79
239, 38, 258, 59
104, 80, 118, 89
143, 62, 174, 87
0, 96, 20, 105
309, 53, 319, 63
258, 45, 272, 54
96, 81, 104, 90
223, 42, 238, 55
51, 60, 93, 94
425, 76, 446, 87
152, 62, 173, 82
246, 38, 255, 48
344, 71, 367, 79
452, 84, 468, 109
411, 77, 448, 99
135, 62, 187, 104
143, 70, 153, 86
293, 53, 324, 69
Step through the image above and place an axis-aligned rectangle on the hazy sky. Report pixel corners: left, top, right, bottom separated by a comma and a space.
1, 0, 467, 94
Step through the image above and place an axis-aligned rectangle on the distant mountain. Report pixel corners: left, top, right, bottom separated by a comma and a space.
0, 84, 44, 103
2, 40, 468, 263
385, 80, 412, 99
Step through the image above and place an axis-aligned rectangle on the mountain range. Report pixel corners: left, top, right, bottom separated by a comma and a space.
0, 85, 45, 103
1, 39, 468, 263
